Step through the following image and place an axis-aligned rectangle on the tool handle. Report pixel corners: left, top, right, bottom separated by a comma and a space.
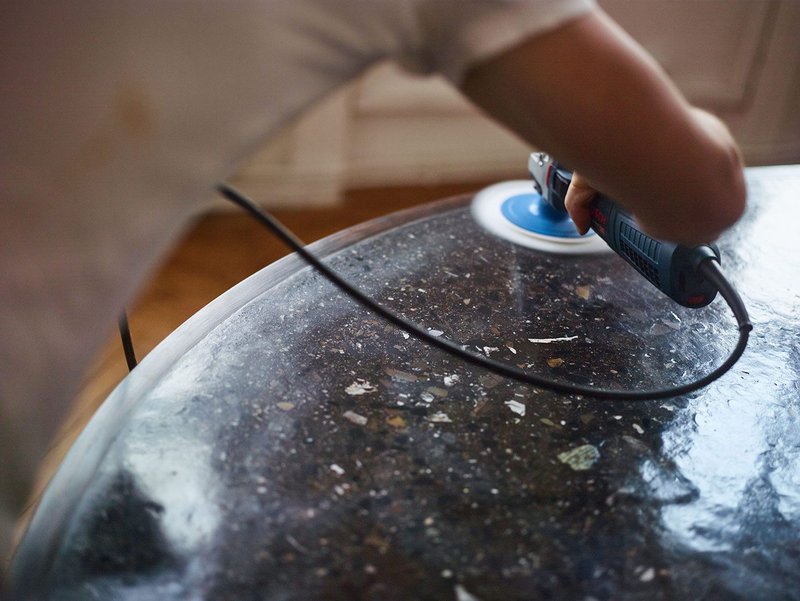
531, 157, 721, 307
588, 194, 719, 307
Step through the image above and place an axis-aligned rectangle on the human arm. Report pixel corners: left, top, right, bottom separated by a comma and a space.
460, 9, 746, 246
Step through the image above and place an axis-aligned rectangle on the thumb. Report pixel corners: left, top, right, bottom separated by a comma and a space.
564, 173, 597, 235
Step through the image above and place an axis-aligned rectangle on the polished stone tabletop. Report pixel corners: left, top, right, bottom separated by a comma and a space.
10, 166, 800, 600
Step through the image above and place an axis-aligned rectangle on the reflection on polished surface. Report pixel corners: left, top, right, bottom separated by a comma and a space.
10, 166, 800, 600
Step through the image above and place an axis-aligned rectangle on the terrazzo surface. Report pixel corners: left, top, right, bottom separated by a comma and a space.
10, 166, 800, 600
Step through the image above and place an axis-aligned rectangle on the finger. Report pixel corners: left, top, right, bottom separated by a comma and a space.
564, 173, 596, 235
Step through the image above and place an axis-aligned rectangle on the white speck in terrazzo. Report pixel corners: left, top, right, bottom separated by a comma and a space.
345, 380, 377, 395
420, 392, 435, 403
330, 464, 345, 476
453, 584, 481, 601
428, 412, 452, 423
505, 400, 526, 416
286, 535, 309, 554
527, 335, 579, 344
443, 374, 460, 387
342, 411, 367, 426
632, 423, 644, 434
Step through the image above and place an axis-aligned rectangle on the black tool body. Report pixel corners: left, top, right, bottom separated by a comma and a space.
547, 164, 720, 308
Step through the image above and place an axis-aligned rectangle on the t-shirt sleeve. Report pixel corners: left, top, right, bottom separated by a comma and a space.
401, 0, 597, 85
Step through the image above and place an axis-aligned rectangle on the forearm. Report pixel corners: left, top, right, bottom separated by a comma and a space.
461, 10, 746, 245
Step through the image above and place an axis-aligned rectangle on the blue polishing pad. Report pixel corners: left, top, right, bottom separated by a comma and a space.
471, 181, 609, 254
501, 192, 591, 239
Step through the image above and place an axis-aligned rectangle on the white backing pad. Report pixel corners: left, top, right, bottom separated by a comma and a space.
470, 181, 612, 255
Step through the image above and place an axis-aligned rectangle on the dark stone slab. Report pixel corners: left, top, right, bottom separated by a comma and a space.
10, 166, 800, 600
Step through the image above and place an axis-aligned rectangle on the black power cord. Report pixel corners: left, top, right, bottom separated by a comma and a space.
217, 182, 751, 401
118, 310, 138, 371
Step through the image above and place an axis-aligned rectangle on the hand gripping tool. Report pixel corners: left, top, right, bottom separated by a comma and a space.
528, 152, 720, 308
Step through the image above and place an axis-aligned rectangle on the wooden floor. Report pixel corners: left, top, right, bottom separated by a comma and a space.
24, 180, 494, 525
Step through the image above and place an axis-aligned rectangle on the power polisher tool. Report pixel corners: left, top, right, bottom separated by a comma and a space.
218, 160, 751, 400
527, 152, 720, 308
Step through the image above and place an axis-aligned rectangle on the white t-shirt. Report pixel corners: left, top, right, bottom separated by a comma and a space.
0, 0, 594, 560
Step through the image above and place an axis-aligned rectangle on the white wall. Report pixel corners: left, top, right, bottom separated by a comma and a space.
228, 0, 800, 207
